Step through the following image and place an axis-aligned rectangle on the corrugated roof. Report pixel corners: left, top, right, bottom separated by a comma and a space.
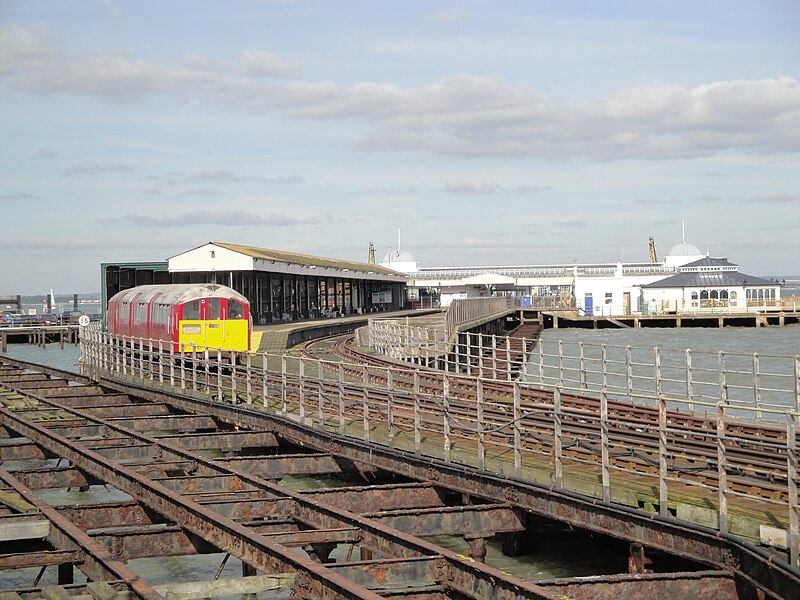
643, 271, 775, 288
212, 242, 403, 276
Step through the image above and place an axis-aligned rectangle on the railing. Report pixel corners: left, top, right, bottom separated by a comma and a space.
367, 319, 448, 363
79, 324, 799, 566
445, 297, 513, 335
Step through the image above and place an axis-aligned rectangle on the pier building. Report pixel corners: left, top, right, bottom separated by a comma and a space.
102, 241, 406, 325
392, 237, 784, 316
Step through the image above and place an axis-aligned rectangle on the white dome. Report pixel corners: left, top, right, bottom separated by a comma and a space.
382, 250, 417, 263
667, 241, 702, 257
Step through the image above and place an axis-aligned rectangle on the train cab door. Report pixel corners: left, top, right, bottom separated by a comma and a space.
201, 298, 223, 350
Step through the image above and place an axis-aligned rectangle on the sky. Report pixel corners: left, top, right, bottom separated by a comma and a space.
1, 1, 799, 295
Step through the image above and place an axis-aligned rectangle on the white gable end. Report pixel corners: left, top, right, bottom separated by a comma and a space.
169, 243, 254, 272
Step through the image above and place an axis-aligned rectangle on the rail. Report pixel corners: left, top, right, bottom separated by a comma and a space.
79, 325, 799, 566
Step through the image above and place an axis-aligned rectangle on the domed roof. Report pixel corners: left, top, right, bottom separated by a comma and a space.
382, 250, 417, 264
667, 241, 702, 257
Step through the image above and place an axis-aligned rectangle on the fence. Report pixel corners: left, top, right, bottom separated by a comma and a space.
444, 297, 513, 335
79, 324, 799, 566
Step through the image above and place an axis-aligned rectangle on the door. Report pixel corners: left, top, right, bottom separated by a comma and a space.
584, 295, 593, 316
623, 292, 631, 315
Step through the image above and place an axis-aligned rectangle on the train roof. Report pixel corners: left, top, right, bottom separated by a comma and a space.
108, 283, 249, 305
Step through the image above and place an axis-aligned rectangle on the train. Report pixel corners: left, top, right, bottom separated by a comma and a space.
107, 283, 251, 353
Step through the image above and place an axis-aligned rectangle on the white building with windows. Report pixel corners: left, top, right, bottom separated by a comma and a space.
641, 257, 781, 312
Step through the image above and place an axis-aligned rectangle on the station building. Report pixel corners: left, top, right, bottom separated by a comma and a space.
102, 242, 407, 324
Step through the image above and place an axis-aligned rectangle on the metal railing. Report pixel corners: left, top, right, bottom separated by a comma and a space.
445, 297, 513, 335
79, 324, 799, 566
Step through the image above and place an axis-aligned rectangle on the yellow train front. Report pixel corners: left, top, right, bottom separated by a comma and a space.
107, 283, 251, 354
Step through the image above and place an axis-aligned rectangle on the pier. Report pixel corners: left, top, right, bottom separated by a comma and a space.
1, 301, 798, 599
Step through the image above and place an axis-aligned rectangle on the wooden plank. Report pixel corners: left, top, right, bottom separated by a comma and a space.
42, 587, 74, 600
153, 574, 296, 599
0, 515, 50, 541
0, 489, 38, 513
87, 581, 121, 600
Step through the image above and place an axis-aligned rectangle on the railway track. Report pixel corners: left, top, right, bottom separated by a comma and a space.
4, 350, 799, 598
0, 358, 561, 600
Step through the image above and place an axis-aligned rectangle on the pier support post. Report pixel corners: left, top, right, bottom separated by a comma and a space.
464, 535, 487, 563
628, 543, 652, 574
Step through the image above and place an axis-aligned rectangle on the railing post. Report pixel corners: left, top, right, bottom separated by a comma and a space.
443, 373, 451, 463
362, 365, 370, 442
281, 355, 288, 415
686, 349, 694, 411
579, 342, 587, 389
658, 392, 668, 518
413, 370, 421, 454
717, 403, 728, 534
752, 353, 761, 418
477, 334, 484, 379
602, 344, 608, 394
148, 339, 154, 382
477, 378, 485, 470
626, 345, 633, 401
170, 343, 175, 386
298, 357, 305, 419
553, 387, 563, 488
558, 340, 564, 387
505, 336, 511, 380
787, 413, 798, 568
719, 351, 728, 404
185, 344, 194, 390
230, 352, 237, 403
262, 352, 269, 408
318, 360, 325, 428
216, 349, 222, 402
204, 348, 210, 394
387, 368, 395, 448
794, 355, 800, 413
179, 343, 186, 389
538, 338, 544, 384
513, 381, 521, 476
600, 390, 610, 503
338, 363, 346, 436
158, 340, 164, 384
491, 334, 497, 380
139, 337, 145, 380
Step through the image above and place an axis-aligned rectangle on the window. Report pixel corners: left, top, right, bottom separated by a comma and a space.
228, 299, 244, 319
184, 300, 200, 320
691, 291, 698, 300
605, 292, 613, 304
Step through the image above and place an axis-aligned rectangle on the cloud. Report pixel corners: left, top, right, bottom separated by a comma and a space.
443, 182, 553, 194
633, 197, 680, 206
62, 162, 134, 176
108, 209, 338, 228
443, 182, 502, 195
183, 169, 304, 184
240, 49, 301, 78
183, 188, 222, 196
2, 192, 38, 200
39, 148, 58, 159
553, 220, 588, 228
3, 25, 800, 160
748, 192, 799, 204
698, 194, 725, 203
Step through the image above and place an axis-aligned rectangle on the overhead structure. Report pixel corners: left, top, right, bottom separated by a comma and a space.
649, 237, 658, 263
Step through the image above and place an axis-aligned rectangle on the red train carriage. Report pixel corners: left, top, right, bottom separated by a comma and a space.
107, 283, 250, 353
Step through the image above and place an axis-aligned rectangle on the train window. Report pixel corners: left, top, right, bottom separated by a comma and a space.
206, 298, 220, 320
228, 300, 244, 319
184, 301, 200, 320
